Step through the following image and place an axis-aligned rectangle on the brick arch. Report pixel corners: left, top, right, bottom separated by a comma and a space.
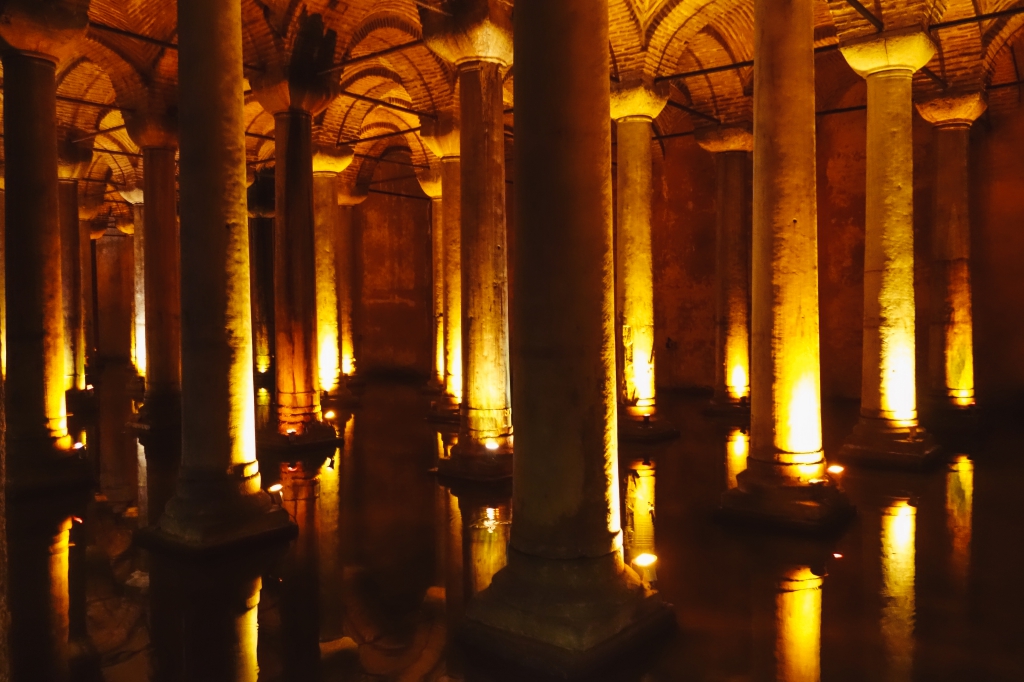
644, 0, 728, 78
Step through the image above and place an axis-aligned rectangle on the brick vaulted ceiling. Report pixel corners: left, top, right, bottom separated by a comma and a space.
2, 0, 1024, 221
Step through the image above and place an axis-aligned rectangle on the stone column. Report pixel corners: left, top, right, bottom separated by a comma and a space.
119, 189, 147, 378
126, 114, 182, 524
336, 178, 368, 389
422, 116, 463, 416
417, 166, 446, 393
78, 195, 102, 382
312, 147, 354, 398
0, 178, 5, 379
839, 29, 938, 468
915, 93, 986, 423
57, 132, 93, 397
610, 82, 676, 441
247, 170, 275, 379
697, 126, 753, 413
462, 0, 670, 668
721, 0, 849, 529
154, 0, 290, 547
421, 1, 513, 479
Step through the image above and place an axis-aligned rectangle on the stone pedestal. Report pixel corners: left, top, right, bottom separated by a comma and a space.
839, 29, 940, 469
916, 93, 986, 437
698, 126, 753, 421
453, 0, 673, 674
721, 0, 850, 531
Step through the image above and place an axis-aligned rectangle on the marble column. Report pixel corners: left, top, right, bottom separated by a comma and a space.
697, 126, 753, 414
312, 146, 354, 398
57, 132, 93, 397
461, 0, 671, 669
610, 82, 676, 441
154, 0, 291, 547
915, 93, 986, 424
127, 113, 182, 524
119, 188, 147, 378
422, 115, 463, 417
336, 178, 368, 390
422, 1, 513, 480
840, 29, 939, 468
721, 0, 849, 529
417, 166, 446, 393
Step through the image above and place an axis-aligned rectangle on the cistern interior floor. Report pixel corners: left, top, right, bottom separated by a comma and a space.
3, 0, 1024, 680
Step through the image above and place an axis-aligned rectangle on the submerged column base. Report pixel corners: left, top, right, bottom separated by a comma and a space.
146, 463, 295, 553
704, 393, 751, 423
720, 460, 853, 533
838, 416, 940, 470
461, 546, 673, 678
439, 437, 513, 481
618, 409, 680, 443
257, 418, 343, 460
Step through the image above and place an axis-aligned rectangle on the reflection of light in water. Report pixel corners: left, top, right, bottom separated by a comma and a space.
881, 499, 916, 682
624, 461, 656, 583
726, 428, 748, 489
467, 504, 510, 595
775, 566, 822, 682
946, 455, 973, 586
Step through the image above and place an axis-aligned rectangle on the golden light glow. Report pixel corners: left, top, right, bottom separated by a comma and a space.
946, 455, 973, 586
622, 323, 656, 412
727, 363, 749, 400
782, 374, 823, 456
484, 438, 499, 451
324, 410, 336, 420
827, 464, 844, 475
445, 319, 462, 402
268, 483, 283, 493
726, 427, 749, 489
882, 341, 917, 421
775, 566, 822, 682
318, 330, 340, 394
945, 261, 974, 407
468, 503, 510, 595
881, 498, 916, 682
632, 552, 658, 567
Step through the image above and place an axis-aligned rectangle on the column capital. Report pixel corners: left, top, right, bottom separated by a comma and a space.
57, 128, 94, 180
417, 167, 442, 199
312, 144, 354, 176
419, 0, 512, 67
119, 184, 144, 206
0, 0, 89, 62
610, 80, 669, 121
337, 176, 368, 207
915, 91, 986, 128
840, 27, 936, 77
78, 191, 103, 222
695, 124, 753, 153
126, 109, 178, 150
421, 112, 461, 159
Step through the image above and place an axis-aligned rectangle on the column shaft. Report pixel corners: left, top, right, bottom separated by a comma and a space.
861, 71, 918, 423
441, 156, 462, 403
58, 180, 83, 391
930, 124, 974, 407
459, 61, 511, 449
313, 173, 341, 394
430, 196, 445, 387
616, 117, 656, 417
750, 0, 823, 467
337, 205, 356, 377
715, 151, 751, 404
274, 110, 321, 431
132, 203, 147, 376
2, 51, 71, 466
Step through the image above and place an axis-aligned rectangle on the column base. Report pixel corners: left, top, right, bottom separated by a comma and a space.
720, 467, 854, 534
438, 439, 513, 481
923, 399, 979, 443
327, 382, 363, 409
427, 397, 461, 424
257, 419, 344, 458
617, 412, 679, 443
144, 467, 295, 555
703, 394, 751, 423
461, 547, 674, 679
838, 416, 941, 470
420, 377, 445, 395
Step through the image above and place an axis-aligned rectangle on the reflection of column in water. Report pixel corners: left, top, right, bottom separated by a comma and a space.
945, 455, 973, 587
773, 566, 822, 682
624, 459, 657, 583
319, 446, 344, 642
256, 386, 272, 432
280, 458, 322, 679
726, 428, 749, 490
137, 439, 149, 525
880, 499, 916, 682
464, 501, 511, 596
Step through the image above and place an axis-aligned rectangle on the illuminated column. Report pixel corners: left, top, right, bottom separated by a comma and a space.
0, 180, 4, 378
915, 93, 986, 421
623, 459, 658, 585
312, 146, 354, 397
155, 0, 290, 547
880, 499, 916, 682
336, 178, 368, 386
1, 37, 87, 487
417, 166, 446, 393
127, 113, 182, 524
57, 132, 93, 396
839, 30, 938, 467
422, 2, 513, 477
721, 0, 849, 529
697, 126, 753, 411
462, 0, 670, 665
78, 196, 103, 379
610, 83, 675, 439
751, 557, 823, 682
422, 115, 463, 414
248, 171, 275, 378
119, 188, 147, 378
